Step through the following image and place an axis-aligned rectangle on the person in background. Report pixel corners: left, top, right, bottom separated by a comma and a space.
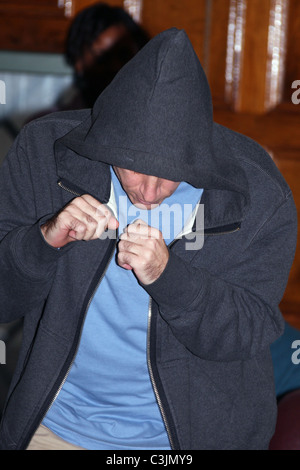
27, 2, 150, 120
65, 2, 150, 108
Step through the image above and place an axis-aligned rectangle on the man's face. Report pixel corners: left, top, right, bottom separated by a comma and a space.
113, 167, 180, 210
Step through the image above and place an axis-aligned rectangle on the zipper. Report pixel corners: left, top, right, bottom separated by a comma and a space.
22, 181, 117, 447
205, 226, 241, 236
147, 298, 176, 450
40, 238, 117, 421
146, 235, 185, 451
57, 180, 82, 197
146, 222, 241, 450
27, 237, 117, 445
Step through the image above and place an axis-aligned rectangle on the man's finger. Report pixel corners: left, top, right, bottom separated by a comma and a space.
71, 196, 119, 237
41, 195, 119, 248
118, 238, 141, 255
94, 202, 119, 231
124, 221, 161, 239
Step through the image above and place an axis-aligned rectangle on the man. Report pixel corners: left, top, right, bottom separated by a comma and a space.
0, 28, 297, 450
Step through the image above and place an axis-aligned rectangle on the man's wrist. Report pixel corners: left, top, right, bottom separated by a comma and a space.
140, 251, 201, 312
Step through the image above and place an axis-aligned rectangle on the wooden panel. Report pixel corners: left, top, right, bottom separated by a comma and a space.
0, 0, 126, 52
205, 0, 230, 104
0, 0, 67, 52
0, 20, 69, 53
142, 0, 207, 62
238, 0, 271, 113
211, 0, 290, 113
0, 0, 66, 15
283, 0, 300, 102
207, 0, 300, 327
73, 0, 124, 15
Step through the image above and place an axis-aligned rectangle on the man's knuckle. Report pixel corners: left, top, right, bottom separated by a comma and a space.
86, 214, 96, 225
119, 240, 129, 250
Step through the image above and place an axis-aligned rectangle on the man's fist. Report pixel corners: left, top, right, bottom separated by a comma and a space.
117, 219, 169, 285
41, 194, 119, 248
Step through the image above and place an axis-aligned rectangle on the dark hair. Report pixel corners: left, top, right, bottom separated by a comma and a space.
65, 2, 150, 67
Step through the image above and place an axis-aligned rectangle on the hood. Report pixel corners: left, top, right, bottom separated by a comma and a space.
55, 28, 249, 215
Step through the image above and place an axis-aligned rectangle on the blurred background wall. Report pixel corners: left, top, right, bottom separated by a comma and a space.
0, 0, 299, 410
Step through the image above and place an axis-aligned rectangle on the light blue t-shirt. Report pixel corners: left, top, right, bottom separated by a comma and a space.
43, 168, 203, 450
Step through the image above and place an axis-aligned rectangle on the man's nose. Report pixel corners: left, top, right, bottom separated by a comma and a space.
140, 176, 160, 201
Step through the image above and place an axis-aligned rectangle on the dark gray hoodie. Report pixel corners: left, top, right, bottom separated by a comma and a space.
0, 28, 297, 450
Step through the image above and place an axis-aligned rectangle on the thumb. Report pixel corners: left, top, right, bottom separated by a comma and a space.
107, 216, 119, 230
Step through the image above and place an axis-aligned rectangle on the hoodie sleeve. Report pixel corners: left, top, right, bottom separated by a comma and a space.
143, 193, 298, 362
0, 128, 71, 323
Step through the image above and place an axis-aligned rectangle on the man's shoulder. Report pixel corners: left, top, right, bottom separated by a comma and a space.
23, 109, 91, 138
215, 123, 292, 199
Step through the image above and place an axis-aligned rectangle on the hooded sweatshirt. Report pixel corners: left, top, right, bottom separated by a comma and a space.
0, 28, 297, 450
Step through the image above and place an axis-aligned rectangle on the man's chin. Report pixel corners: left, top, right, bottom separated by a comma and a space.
127, 195, 161, 210
133, 201, 160, 210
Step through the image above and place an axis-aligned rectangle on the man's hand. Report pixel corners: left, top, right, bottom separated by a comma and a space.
41, 194, 119, 248
117, 219, 169, 285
